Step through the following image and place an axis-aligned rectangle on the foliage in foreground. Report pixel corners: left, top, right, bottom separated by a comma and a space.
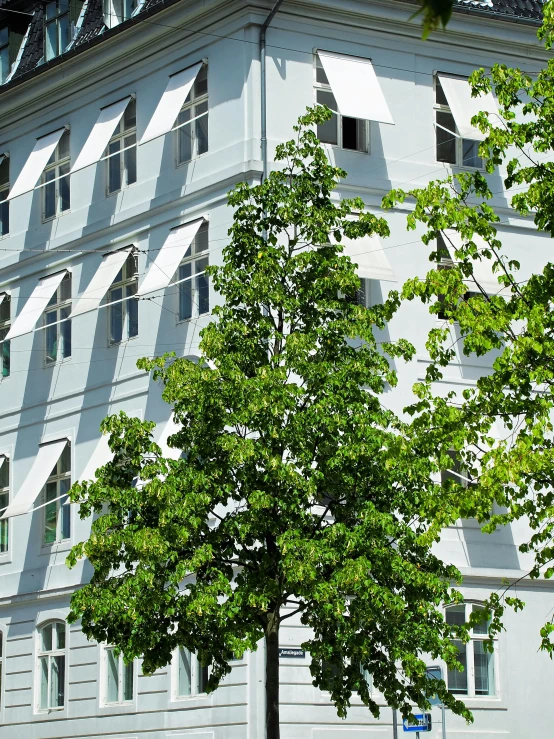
67, 108, 473, 736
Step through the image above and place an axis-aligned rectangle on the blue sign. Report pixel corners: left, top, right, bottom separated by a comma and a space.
403, 713, 432, 732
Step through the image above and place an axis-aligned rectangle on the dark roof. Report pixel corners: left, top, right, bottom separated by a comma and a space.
0, 0, 545, 91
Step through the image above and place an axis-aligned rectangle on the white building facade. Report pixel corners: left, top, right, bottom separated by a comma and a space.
0, 0, 549, 737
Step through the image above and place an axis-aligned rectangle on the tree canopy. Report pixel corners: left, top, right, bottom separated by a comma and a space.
67, 108, 475, 738
383, 5, 554, 649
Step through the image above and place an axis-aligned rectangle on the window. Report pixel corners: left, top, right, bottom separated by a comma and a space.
440, 449, 468, 488
0, 458, 8, 553
38, 622, 66, 710
177, 647, 208, 697
106, 99, 137, 195
0, 296, 10, 378
346, 278, 382, 308
44, 274, 71, 365
42, 130, 70, 221
44, 0, 83, 61
446, 604, 496, 697
315, 55, 367, 152
177, 222, 209, 321
105, 647, 133, 703
0, 26, 24, 84
103, 0, 137, 27
43, 444, 71, 545
108, 252, 138, 343
0, 157, 9, 236
176, 64, 208, 165
0, 630, 3, 707
435, 76, 482, 169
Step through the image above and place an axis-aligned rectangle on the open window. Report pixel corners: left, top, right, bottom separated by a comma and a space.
44, 0, 84, 61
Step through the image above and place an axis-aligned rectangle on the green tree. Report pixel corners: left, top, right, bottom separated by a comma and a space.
383, 0, 554, 650
68, 107, 471, 739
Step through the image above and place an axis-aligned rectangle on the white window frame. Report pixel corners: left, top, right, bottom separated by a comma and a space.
36, 621, 67, 712
107, 252, 139, 344
175, 63, 209, 166
434, 75, 483, 170
42, 444, 71, 546
176, 222, 209, 322
44, 273, 71, 366
313, 54, 368, 154
0, 156, 9, 237
0, 457, 9, 555
103, 0, 137, 27
445, 602, 498, 698
0, 295, 10, 379
103, 646, 135, 704
105, 98, 137, 195
41, 130, 70, 222
173, 647, 208, 700
0, 27, 8, 84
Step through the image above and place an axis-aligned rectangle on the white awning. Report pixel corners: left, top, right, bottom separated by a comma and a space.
341, 234, 396, 282
71, 247, 132, 318
156, 416, 182, 460
137, 219, 204, 296
140, 63, 203, 145
317, 51, 394, 125
437, 74, 498, 141
71, 97, 132, 173
5, 270, 67, 340
78, 434, 113, 483
8, 128, 66, 201
444, 230, 509, 296
1, 438, 68, 519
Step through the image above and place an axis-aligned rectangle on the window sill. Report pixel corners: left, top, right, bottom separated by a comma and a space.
168, 692, 211, 710
109, 334, 139, 348
106, 181, 137, 199
322, 143, 369, 155
435, 161, 484, 173
44, 357, 72, 369
40, 538, 72, 556
41, 209, 71, 224
33, 706, 67, 720
98, 700, 138, 716
176, 312, 210, 325
176, 150, 209, 169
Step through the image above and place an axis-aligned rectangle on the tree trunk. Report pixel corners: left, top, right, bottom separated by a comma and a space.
265, 611, 280, 739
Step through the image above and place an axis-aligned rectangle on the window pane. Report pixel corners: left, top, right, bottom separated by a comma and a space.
2, 337, 10, 378
0, 458, 7, 488
445, 604, 466, 626
342, 116, 364, 152
316, 58, 329, 85
178, 647, 192, 696
51, 654, 65, 707
58, 15, 70, 54
447, 640, 468, 694
124, 134, 137, 186
44, 482, 58, 544
59, 445, 71, 474
45, 22, 58, 60
60, 479, 71, 540
194, 223, 209, 254
110, 288, 123, 343
178, 264, 192, 321
55, 622, 66, 650
198, 663, 208, 693
194, 65, 208, 97
462, 139, 482, 169
44, 170, 57, 220
0, 45, 9, 85
108, 141, 121, 194
45, 311, 58, 363
0, 516, 7, 553
316, 90, 338, 145
123, 660, 133, 701
196, 101, 208, 156
40, 656, 49, 709
106, 649, 119, 703
59, 163, 70, 212
0, 196, 9, 237
126, 283, 138, 338
123, 98, 136, 130
474, 641, 495, 696
41, 624, 53, 652
177, 107, 192, 164
436, 77, 449, 106
60, 307, 71, 359
436, 111, 457, 164
196, 257, 209, 316
58, 131, 70, 161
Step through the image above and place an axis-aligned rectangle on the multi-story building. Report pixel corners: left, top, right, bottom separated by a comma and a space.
0, 0, 548, 736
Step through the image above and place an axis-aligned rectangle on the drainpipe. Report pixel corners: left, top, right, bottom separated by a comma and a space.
260, 0, 285, 182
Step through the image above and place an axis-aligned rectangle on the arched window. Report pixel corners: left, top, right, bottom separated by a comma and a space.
445, 603, 496, 697
38, 621, 66, 710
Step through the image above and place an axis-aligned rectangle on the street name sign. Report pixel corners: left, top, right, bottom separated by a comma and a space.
403, 714, 432, 732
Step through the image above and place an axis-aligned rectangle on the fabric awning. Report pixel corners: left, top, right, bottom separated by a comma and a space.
71, 247, 132, 318
71, 97, 132, 173
1, 439, 68, 519
444, 230, 509, 296
437, 74, 498, 141
5, 270, 68, 340
341, 234, 396, 282
137, 219, 204, 296
8, 128, 66, 201
156, 417, 182, 460
77, 434, 113, 484
140, 63, 203, 144
317, 51, 394, 124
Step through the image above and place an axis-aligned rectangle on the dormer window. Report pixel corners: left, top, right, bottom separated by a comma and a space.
44, 0, 83, 61
0, 26, 25, 84
103, 0, 137, 28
